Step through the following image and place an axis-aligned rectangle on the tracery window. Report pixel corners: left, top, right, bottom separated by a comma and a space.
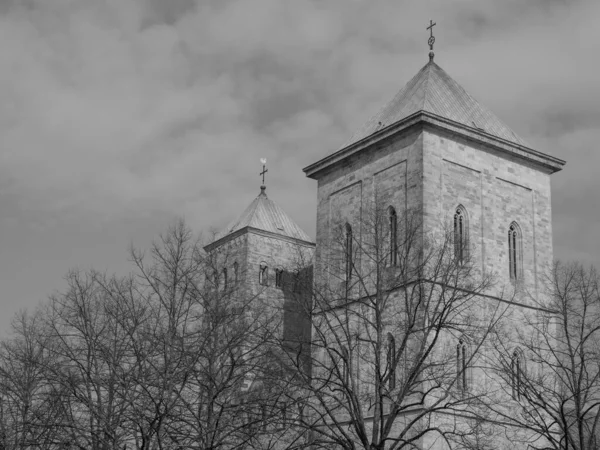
454, 206, 468, 264
387, 333, 396, 390
259, 262, 268, 286
389, 207, 398, 266
345, 223, 353, 282
508, 222, 522, 282
457, 338, 469, 393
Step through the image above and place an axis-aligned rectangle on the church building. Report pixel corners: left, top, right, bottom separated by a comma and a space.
207, 33, 566, 449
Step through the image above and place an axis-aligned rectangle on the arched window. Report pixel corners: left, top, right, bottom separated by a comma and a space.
222, 268, 228, 291
259, 262, 268, 286
387, 333, 396, 390
454, 206, 468, 264
275, 268, 283, 288
233, 262, 239, 284
345, 223, 353, 282
511, 349, 524, 400
389, 207, 398, 266
457, 338, 469, 393
508, 222, 522, 282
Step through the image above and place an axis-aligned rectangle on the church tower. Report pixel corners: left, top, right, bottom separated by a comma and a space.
304, 52, 564, 304
302, 41, 566, 448
205, 182, 315, 371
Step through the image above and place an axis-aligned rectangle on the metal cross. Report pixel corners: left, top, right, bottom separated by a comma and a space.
427, 19, 436, 51
259, 158, 268, 186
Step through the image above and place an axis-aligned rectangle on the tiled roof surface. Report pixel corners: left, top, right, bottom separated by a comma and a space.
342, 59, 529, 150
213, 187, 313, 244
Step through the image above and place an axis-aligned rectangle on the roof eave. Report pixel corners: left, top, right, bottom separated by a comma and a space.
303, 111, 566, 179
204, 226, 315, 253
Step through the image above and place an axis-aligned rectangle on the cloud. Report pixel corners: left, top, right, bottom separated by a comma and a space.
0, 0, 598, 333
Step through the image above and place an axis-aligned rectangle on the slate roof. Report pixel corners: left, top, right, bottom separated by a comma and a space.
341, 59, 529, 150
211, 187, 313, 245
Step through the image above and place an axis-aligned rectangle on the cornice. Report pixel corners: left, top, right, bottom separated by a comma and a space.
303, 111, 566, 179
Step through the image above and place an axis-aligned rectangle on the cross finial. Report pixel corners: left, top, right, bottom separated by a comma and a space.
259, 158, 268, 190
426, 19, 436, 61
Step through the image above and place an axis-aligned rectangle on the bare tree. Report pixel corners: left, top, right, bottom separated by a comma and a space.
282, 202, 506, 450
487, 261, 600, 450
0, 310, 65, 448
0, 219, 306, 449
35, 270, 135, 449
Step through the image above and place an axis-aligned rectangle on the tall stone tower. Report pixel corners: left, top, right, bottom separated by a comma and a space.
303, 53, 566, 448
304, 55, 564, 307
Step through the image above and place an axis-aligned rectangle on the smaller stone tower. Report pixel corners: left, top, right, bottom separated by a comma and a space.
204, 184, 315, 368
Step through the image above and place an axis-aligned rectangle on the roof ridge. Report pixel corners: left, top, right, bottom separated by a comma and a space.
421, 61, 433, 112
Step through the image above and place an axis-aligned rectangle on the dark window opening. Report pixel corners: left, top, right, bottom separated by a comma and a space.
259, 263, 268, 286
275, 268, 283, 288
508, 223, 521, 282
345, 223, 353, 283
457, 338, 468, 393
389, 207, 398, 266
454, 207, 467, 264
387, 333, 396, 390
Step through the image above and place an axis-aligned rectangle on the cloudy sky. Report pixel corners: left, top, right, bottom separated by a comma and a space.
0, 0, 597, 334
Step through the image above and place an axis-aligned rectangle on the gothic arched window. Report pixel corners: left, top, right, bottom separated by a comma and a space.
457, 338, 469, 393
387, 333, 396, 390
345, 223, 353, 282
511, 349, 524, 400
259, 262, 268, 286
389, 207, 398, 266
454, 206, 468, 264
508, 222, 522, 282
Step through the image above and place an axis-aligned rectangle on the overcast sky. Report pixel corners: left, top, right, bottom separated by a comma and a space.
0, 0, 598, 335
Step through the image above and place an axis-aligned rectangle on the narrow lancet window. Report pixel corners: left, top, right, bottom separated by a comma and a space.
341, 346, 350, 385
259, 262, 268, 286
511, 349, 523, 400
457, 338, 468, 393
345, 223, 353, 282
387, 333, 396, 390
389, 207, 398, 266
222, 268, 228, 291
508, 223, 521, 282
233, 261, 239, 284
454, 207, 468, 264
275, 268, 283, 288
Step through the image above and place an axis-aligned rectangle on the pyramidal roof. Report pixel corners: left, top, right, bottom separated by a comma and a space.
342, 58, 529, 150
209, 186, 313, 248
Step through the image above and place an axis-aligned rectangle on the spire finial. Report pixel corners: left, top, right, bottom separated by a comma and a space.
426, 19, 436, 61
259, 158, 268, 192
